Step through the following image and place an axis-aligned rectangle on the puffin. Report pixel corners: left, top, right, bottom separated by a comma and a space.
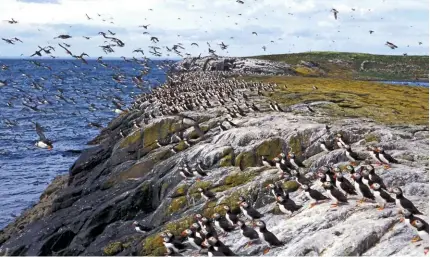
391, 187, 423, 215
200, 217, 218, 238
363, 165, 387, 190
212, 213, 235, 235
377, 147, 399, 168
322, 181, 348, 207
198, 187, 216, 201
240, 201, 264, 222
288, 152, 306, 169
319, 140, 332, 153
35, 122, 53, 150
201, 240, 224, 257
401, 209, 428, 242
276, 195, 302, 215
236, 220, 259, 246
266, 183, 286, 199
162, 236, 187, 254
301, 184, 329, 208
261, 156, 275, 167
334, 172, 357, 197
352, 173, 375, 204
345, 145, 364, 165
370, 183, 395, 210
291, 169, 311, 186
190, 223, 205, 239
181, 229, 203, 250
335, 133, 348, 149
273, 157, 290, 174
223, 205, 240, 226
411, 219, 429, 245
255, 220, 283, 254
178, 166, 194, 179
366, 146, 382, 163
344, 164, 357, 175
192, 166, 208, 178
132, 221, 152, 234
207, 236, 236, 256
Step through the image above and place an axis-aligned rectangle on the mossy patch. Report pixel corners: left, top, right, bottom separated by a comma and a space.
283, 180, 300, 192
234, 151, 256, 170
246, 76, 428, 125
167, 196, 188, 215
219, 155, 233, 167
288, 131, 312, 157
119, 130, 143, 148
364, 133, 381, 143
256, 138, 284, 159
174, 140, 189, 152
103, 242, 123, 256
164, 216, 194, 236
224, 171, 257, 187
189, 181, 212, 194
142, 234, 164, 256
172, 184, 188, 197
143, 118, 181, 147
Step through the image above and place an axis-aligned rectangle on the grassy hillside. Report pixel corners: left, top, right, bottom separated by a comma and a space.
248, 52, 429, 81
246, 76, 429, 125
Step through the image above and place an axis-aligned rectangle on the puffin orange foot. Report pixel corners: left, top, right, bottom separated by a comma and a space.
411, 236, 422, 243
309, 203, 317, 208
263, 248, 270, 255
424, 247, 429, 255
399, 217, 405, 223
245, 241, 253, 248
377, 207, 384, 211
383, 165, 391, 170
330, 203, 338, 208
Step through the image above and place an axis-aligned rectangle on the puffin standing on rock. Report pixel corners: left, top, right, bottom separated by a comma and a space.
236, 220, 259, 247
390, 187, 423, 215
198, 187, 216, 202
352, 173, 375, 204
370, 183, 395, 210
212, 213, 235, 236
255, 220, 284, 254
322, 181, 348, 207
240, 201, 264, 223
334, 172, 357, 197
401, 209, 429, 243
377, 147, 399, 168
276, 195, 302, 215
301, 184, 329, 208
223, 205, 240, 226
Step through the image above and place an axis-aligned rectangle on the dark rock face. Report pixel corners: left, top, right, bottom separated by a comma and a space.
0, 70, 428, 256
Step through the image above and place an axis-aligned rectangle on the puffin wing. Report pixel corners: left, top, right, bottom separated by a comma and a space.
264, 231, 283, 246
360, 184, 375, 200
333, 188, 348, 202
384, 153, 399, 164
310, 189, 328, 200
35, 122, 47, 141
380, 190, 395, 202
401, 198, 423, 215
340, 178, 357, 195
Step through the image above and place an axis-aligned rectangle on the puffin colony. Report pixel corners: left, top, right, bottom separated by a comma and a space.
126, 71, 428, 256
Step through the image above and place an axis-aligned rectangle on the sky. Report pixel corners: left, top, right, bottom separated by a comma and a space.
0, 0, 428, 58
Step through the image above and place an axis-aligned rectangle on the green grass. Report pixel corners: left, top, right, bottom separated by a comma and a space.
247, 52, 429, 81
246, 76, 429, 125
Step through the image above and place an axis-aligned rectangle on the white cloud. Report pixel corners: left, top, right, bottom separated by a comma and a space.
0, 0, 428, 57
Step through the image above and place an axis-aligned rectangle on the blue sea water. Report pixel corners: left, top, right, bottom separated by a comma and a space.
380, 80, 429, 87
0, 59, 169, 229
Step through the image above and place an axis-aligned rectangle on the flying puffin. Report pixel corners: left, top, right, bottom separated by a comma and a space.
181, 229, 203, 250
322, 181, 348, 207
301, 184, 329, 208
370, 183, 395, 210
255, 220, 284, 254
334, 172, 357, 197
207, 236, 236, 256
276, 195, 302, 215
132, 221, 152, 233
212, 213, 235, 235
352, 173, 375, 204
391, 187, 423, 215
288, 152, 306, 169
198, 187, 216, 201
236, 220, 259, 247
240, 201, 264, 222
223, 205, 240, 226
34, 122, 53, 150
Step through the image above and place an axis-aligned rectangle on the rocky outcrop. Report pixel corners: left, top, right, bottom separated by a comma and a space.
172, 55, 297, 75
0, 71, 428, 257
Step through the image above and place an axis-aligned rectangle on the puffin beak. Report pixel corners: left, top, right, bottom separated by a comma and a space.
181, 231, 187, 236
48, 146, 53, 150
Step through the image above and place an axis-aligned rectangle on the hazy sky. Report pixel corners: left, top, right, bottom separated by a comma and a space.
0, 0, 428, 58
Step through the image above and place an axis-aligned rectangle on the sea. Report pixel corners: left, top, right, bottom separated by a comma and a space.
0, 60, 428, 230
0, 59, 170, 229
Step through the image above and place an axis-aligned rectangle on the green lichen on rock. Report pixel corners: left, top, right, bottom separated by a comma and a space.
143, 118, 181, 147
174, 140, 189, 152
219, 155, 233, 167
224, 171, 257, 187
189, 181, 211, 194
256, 138, 284, 159
188, 124, 210, 139
283, 180, 300, 192
167, 196, 187, 215
119, 130, 143, 148
164, 216, 194, 235
365, 133, 381, 143
172, 184, 188, 197
142, 234, 164, 256
289, 131, 312, 156
202, 201, 225, 218
103, 242, 123, 256
234, 151, 256, 169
